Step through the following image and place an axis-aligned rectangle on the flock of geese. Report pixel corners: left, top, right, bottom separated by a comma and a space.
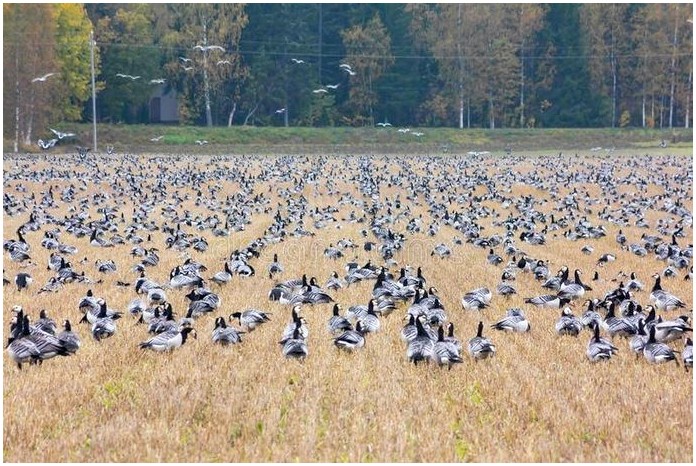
3, 150, 693, 373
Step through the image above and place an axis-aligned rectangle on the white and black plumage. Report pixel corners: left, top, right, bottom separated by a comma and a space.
328, 304, 353, 334
653, 314, 692, 344
431, 325, 463, 369
468, 321, 496, 361
461, 290, 490, 311
34, 309, 57, 335
445, 322, 462, 352
596, 253, 616, 266
95, 259, 117, 273
649, 274, 685, 312
524, 295, 572, 309
90, 300, 118, 341
14, 272, 32, 291
291, 58, 305, 64
281, 326, 308, 360
401, 314, 418, 342
281, 306, 309, 342
230, 309, 271, 331
140, 327, 197, 352
38, 138, 58, 150
629, 319, 649, 357
642, 326, 678, 365
586, 322, 619, 362
268, 253, 284, 278
49, 128, 75, 139
333, 321, 365, 352
491, 308, 530, 333
558, 269, 591, 300
210, 262, 233, 285
57, 320, 81, 354
357, 300, 381, 333
212, 317, 244, 345
406, 317, 435, 365
683, 338, 693, 370
626, 272, 644, 291
496, 271, 517, 297
604, 303, 638, 339
6, 316, 42, 369
325, 271, 346, 291
487, 249, 503, 265
147, 287, 168, 305
555, 308, 583, 336
23, 316, 71, 362
194, 44, 225, 52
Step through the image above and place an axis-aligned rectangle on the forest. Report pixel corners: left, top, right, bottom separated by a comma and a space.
3, 3, 693, 145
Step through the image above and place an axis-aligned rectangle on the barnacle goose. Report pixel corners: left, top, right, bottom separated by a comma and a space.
468, 321, 496, 361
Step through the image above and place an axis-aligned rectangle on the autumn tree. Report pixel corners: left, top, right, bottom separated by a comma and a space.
53, 3, 99, 122
3, 4, 58, 150
157, 4, 247, 126
341, 13, 394, 126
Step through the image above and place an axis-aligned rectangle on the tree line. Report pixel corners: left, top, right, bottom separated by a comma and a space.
3, 3, 693, 145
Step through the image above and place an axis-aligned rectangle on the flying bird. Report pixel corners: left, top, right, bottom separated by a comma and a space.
181, 65, 194, 71
376, 122, 392, 127
37, 139, 58, 150
32, 72, 56, 83
50, 128, 75, 140
150, 135, 164, 142
195, 140, 208, 146
275, 108, 286, 114
149, 79, 166, 85
313, 88, 328, 94
193, 45, 225, 52
179, 57, 192, 63
217, 60, 232, 66
325, 84, 340, 89
116, 73, 141, 80
291, 58, 306, 64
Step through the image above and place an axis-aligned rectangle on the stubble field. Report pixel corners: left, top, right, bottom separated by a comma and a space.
2, 150, 693, 462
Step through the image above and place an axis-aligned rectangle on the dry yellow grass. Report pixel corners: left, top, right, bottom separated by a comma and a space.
2, 151, 693, 462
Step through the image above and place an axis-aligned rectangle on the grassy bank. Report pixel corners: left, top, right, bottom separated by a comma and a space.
6, 124, 693, 154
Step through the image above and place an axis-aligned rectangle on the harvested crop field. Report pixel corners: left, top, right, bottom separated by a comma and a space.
2, 150, 693, 462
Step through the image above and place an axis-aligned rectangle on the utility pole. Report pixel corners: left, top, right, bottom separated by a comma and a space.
318, 4, 322, 85
90, 29, 97, 152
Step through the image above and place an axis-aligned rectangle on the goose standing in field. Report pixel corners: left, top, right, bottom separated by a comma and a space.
496, 271, 517, 297
406, 316, 435, 365
683, 338, 693, 370
629, 319, 649, 357
401, 314, 418, 342
642, 326, 678, 365
649, 274, 685, 311
558, 269, 591, 300
555, 307, 583, 336
468, 321, 496, 361
445, 323, 462, 352
57, 320, 81, 354
328, 304, 353, 334
431, 325, 463, 370
34, 309, 57, 335
325, 271, 346, 291
524, 294, 572, 309
212, 316, 244, 345
462, 287, 492, 311
281, 324, 308, 360
604, 303, 638, 339
596, 253, 616, 266
268, 253, 284, 278
281, 306, 309, 342
6, 315, 42, 369
357, 299, 381, 333
586, 322, 619, 362
229, 309, 272, 332
140, 326, 197, 352
653, 314, 692, 344
90, 299, 119, 341
491, 308, 530, 333
210, 262, 233, 285
23, 315, 71, 363
625, 272, 644, 292
333, 321, 365, 352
